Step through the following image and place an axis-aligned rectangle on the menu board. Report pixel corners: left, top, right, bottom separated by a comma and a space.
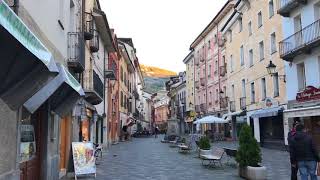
72, 142, 96, 176
20, 125, 36, 162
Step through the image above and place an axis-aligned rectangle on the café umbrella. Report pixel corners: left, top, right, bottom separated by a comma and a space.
193, 115, 228, 124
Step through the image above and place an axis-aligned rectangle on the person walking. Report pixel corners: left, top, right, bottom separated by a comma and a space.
290, 124, 320, 180
288, 119, 300, 180
154, 126, 159, 138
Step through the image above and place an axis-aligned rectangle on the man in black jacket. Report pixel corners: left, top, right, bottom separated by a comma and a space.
290, 124, 319, 180
288, 119, 300, 180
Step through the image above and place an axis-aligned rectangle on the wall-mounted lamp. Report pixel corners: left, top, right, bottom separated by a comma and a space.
266, 61, 286, 82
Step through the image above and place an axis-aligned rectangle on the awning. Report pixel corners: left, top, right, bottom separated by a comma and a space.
193, 115, 228, 124
0, 1, 59, 110
250, 106, 284, 119
284, 105, 320, 118
23, 64, 85, 116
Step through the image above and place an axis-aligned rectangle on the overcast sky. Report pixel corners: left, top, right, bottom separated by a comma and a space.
101, 0, 228, 73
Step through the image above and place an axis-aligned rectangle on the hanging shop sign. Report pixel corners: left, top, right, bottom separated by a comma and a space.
296, 86, 320, 102
72, 142, 96, 178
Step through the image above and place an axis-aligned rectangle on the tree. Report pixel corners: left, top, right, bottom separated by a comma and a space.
236, 124, 262, 167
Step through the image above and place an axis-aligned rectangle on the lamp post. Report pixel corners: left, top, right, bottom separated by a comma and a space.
266, 60, 286, 82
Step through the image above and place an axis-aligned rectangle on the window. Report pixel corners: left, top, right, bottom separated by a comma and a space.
120, 67, 123, 81
230, 55, 234, 72
248, 21, 252, 36
229, 30, 232, 42
120, 91, 123, 107
208, 40, 211, 50
261, 78, 267, 100
297, 63, 306, 90
216, 89, 219, 102
259, 41, 264, 60
215, 60, 218, 74
269, 0, 274, 18
258, 11, 263, 28
241, 79, 246, 97
270, 32, 277, 54
209, 91, 212, 104
208, 65, 212, 77
314, 3, 320, 20
273, 73, 280, 97
231, 84, 235, 100
239, 18, 243, 32
250, 82, 255, 103
124, 95, 127, 109
249, 49, 253, 67
240, 45, 244, 66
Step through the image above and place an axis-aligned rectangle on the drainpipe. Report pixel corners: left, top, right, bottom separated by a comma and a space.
217, 24, 222, 115
103, 46, 107, 147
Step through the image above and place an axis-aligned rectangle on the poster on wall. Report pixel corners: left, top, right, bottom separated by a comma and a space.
20, 125, 36, 162
72, 142, 96, 177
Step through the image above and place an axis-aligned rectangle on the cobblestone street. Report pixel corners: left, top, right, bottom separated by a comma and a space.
84, 135, 293, 180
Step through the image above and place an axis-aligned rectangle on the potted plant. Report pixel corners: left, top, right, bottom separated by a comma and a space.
235, 124, 266, 180
198, 136, 211, 157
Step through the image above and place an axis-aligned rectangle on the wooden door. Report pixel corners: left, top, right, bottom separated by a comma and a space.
20, 109, 42, 180
59, 117, 67, 170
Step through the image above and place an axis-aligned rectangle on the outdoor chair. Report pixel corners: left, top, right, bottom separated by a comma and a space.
200, 148, 225, 167
223, 147, 237, 165
178, 140, 192, 153
169, 136, 180, 148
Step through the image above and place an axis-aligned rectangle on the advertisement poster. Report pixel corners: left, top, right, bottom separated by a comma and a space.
20, 125, 36, 162
72, 142, 96, 176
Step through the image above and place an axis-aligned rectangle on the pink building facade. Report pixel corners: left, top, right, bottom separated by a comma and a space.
191, 1, 235, 120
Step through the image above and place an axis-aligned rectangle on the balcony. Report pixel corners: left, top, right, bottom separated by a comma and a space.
240, 97, 246, 110
229, 101, 236, 112
84, 70, 104, 105
195, 105, 201, 112
277, 0, 307, 17
279, 19, 320, 61
218, 37, 226, 47
219, 65, 227, 77
220, 97, 228, 109
84, 12, 94, 40
90, 30, 99, 53
200, 77, 206, 86
67, 32, 85, 73
195, 80, 200, 89
200, 103, 207, 112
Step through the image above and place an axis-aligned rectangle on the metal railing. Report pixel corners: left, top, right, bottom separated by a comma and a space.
195, 105, 201, 112
84, 12, 93, 40
84, 69, 104, 99
240, 97, 246, 110
229, 101, 236, 112
90, 29, 99, 53
200, 103, 207, 112
279, 19, 320, 59
277, 0, 306, 16
67, 32, 85, 72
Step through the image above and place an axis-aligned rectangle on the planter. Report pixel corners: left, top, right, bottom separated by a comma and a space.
199, 149, 211, 158
238, 166, 267, 180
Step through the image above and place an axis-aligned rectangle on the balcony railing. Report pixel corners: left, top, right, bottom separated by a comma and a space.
67, 32, 85, 73
220, 97, 228, 109
277, 0, 307, 17
195, 80, 200, 89
200, 103, 206, 112
218, 37, 226, 47
84, 12, 94, 40
229, 101, 236, 112
84, 69, 104, 105
219, 65, 227, 77
133, 88, 139, 99
240, 97, 246, 110
90, 29, 99, 53
279, 19, 320, 61
195, 57, 199, 66
200, 77, 206, 86
195, 105, 201, 112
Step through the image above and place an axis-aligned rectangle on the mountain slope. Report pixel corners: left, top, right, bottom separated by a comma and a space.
140, 64, 177, 93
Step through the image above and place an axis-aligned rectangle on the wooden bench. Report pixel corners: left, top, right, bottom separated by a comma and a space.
200, 148, 225, 167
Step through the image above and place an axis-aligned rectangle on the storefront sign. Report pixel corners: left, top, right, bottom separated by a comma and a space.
72, 142, 96, 176
261, 98, 279, 108
0, 1, 51, 65
296, 86, 320, 102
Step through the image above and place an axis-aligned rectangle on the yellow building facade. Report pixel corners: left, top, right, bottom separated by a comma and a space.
183, 51, 195, 112
222, 0, 287, 148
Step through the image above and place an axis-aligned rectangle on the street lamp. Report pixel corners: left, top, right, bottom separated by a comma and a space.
266, 60, 286, 82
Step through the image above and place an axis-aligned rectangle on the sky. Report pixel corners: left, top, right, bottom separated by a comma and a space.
101, 0, 228, 73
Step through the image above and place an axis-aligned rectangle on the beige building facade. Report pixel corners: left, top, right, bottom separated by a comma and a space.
183, 51, 195, 112
222, 0, 287, 148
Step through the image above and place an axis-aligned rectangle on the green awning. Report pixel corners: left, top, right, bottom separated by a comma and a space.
0, 1, 57, 71
0, 1, 59, 110
24, 64, 85, 116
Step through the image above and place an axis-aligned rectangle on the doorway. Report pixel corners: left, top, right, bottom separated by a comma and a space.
59, 116, 71, 177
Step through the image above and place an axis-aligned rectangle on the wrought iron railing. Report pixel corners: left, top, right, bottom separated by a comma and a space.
229, 101, 236, 112
84, 12, 93, 40
67, 32, 85, 72
84, 69, 104, 99
279, 19, 320, 59
90, 29, 99, 53
277, 0, 306, 16
240, 97, 246, 110
200, 103, 206, 112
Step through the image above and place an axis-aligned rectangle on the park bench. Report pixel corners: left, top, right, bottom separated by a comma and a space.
200, 148, 225, 167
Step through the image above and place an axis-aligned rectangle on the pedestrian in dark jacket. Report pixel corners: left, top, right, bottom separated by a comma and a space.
290, 124, 320, 180
288, 119, 300, 180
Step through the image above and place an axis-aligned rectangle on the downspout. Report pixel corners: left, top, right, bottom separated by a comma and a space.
103, 46, 106, 146
217, 24, 221, 115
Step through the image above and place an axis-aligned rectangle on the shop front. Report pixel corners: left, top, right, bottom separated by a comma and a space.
249, 98, 285, 150
283, 86, 320, 150
225, 111, 246, 140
